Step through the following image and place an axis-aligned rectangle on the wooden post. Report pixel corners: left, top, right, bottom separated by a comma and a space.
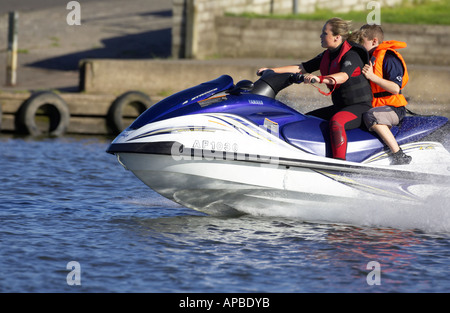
184, 0, 197, 59
6, 11, 19, 87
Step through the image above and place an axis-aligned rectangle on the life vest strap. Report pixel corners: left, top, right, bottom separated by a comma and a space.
374, 90, 402, 98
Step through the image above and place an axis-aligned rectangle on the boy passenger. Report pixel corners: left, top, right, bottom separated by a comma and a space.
357, 24, 412, 165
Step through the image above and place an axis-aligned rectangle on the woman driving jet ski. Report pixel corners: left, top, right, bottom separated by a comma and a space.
258, 17, 373, 161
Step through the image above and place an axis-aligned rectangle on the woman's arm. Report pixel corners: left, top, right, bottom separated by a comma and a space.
304, 72, 349, 85
257, 64, 305, 75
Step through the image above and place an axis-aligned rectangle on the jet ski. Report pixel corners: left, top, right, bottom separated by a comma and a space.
107, 70, 450, 216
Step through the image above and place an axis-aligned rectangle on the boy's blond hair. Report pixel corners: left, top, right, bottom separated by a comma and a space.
359, 24, 384, 42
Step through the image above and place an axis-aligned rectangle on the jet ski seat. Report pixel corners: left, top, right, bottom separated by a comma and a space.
281, 116, 389, 162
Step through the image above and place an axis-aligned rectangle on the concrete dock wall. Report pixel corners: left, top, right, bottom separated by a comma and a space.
172, 0, 411, 59
214, 17, 450, 66
0, 91, 151, 136
173, 1, 450, 66
78, 58, 449, 117
78, 59, 449, 100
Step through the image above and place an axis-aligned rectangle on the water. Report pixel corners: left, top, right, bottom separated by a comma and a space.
0, 134, 449, 294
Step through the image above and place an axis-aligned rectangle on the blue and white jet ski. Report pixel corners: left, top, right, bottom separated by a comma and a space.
107, 71, 450, 216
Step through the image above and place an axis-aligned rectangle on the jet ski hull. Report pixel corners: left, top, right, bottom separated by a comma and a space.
113, 142, 449, 216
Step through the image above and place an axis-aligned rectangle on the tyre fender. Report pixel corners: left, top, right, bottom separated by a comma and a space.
16, 91, 70, 136
107, 91, 152, 134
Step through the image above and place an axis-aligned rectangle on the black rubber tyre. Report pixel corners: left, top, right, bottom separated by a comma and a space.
107, 91, 152, 134
15, 91, 70, 136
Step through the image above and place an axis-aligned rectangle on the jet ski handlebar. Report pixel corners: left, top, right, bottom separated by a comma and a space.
251, 70, 304, 98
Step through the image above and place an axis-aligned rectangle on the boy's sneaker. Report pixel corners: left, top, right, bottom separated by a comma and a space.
390, 148, 412, 165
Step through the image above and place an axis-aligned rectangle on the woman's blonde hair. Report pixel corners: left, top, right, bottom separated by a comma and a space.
325, 17, 353, 41
348, 30, 363, 44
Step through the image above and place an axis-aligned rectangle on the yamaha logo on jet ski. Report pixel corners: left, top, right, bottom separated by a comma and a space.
107, 70, 450, 215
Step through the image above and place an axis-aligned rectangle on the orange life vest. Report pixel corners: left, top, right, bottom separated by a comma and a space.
370, 40, 409, 107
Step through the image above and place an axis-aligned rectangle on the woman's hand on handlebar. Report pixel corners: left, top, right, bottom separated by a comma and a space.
303, 74, 320, 84
257, 68, 270, 76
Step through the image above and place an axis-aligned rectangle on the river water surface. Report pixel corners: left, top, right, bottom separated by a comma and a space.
0, 134, 449, 293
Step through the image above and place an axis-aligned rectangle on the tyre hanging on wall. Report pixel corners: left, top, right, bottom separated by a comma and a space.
107, 91, 152, 134
15, 91, 70, 136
